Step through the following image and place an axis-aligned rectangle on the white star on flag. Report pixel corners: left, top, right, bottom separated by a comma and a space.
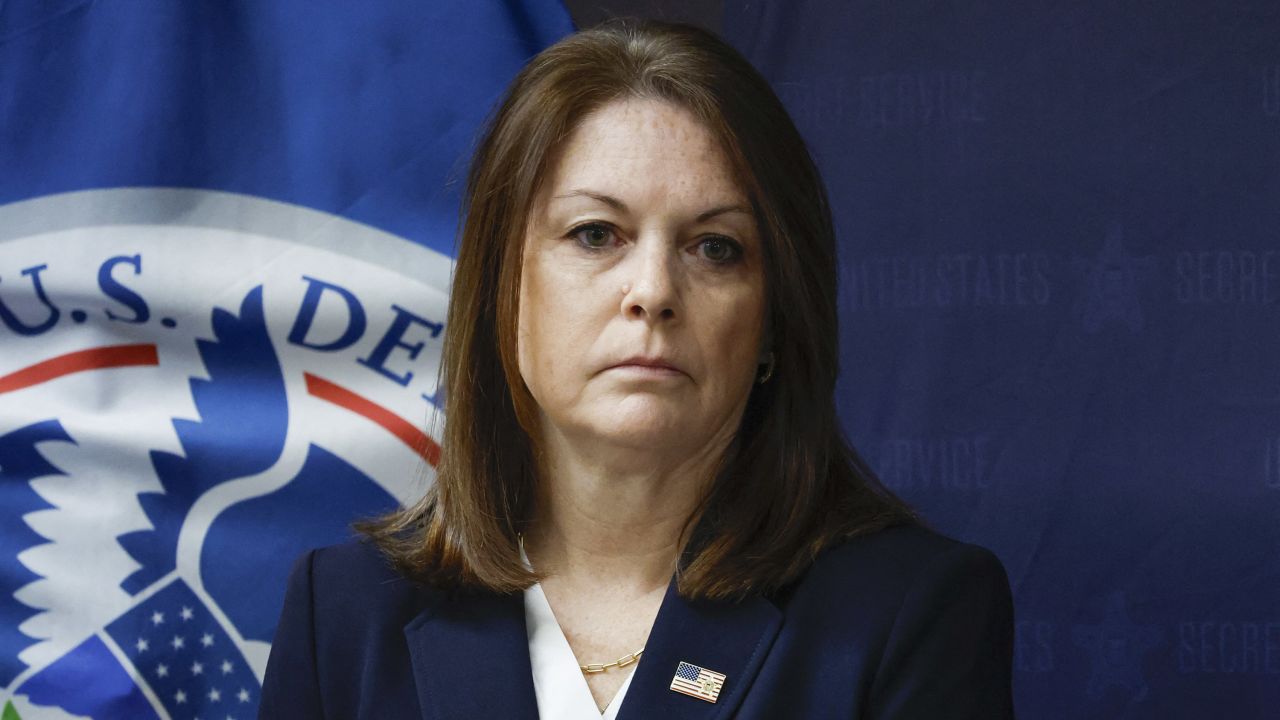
107, 582, 260, 717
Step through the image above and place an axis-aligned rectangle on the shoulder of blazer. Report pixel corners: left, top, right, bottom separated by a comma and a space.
776, 522, 1010, 617
306, 537, 437, 629
769, 522, 1014, 704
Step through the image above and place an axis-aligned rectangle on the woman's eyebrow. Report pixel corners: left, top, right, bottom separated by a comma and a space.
695, 204, 754, 223
550, 189, 753, 222
551, 189, 625, 210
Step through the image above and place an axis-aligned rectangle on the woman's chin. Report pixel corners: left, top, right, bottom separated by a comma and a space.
569, 403, 698, 450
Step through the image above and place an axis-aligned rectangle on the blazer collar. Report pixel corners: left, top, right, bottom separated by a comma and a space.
403, 574, 782, 720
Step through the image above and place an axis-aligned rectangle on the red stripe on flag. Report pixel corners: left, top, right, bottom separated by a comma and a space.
304, 372, 441, 467
0, 344, 159, 394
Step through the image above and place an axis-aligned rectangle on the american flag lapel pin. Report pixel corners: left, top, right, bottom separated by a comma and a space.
670, 661, 726, 703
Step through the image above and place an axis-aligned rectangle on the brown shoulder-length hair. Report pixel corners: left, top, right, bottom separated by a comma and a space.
358, 18, 920, 601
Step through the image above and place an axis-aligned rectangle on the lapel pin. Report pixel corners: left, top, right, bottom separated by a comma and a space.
670, 661, 726, 704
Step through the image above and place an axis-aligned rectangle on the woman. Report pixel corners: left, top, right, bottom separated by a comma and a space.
259, 19, 1014, 720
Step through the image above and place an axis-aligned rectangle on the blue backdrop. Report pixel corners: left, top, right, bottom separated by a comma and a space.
3, 0, 1277, 717
725, 1, 1280, 717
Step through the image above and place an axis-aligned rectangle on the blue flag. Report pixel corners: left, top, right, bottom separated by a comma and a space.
0, 1, 572, 716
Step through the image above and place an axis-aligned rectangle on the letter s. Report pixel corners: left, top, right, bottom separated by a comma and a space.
99, 254, 150, 324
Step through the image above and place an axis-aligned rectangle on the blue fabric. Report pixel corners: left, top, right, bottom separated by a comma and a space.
258, 524, 1014, 719
0, 421, 64, 687
0, 2, 572, 716
722, 1, 1280, 717
19, 634, 160, 719
0, 0, 573, 257
103, 580, 261, 718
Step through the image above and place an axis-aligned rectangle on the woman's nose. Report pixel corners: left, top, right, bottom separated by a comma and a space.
620, 239, 680, 323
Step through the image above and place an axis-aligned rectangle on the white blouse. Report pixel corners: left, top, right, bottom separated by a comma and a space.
521, 547, 636, 719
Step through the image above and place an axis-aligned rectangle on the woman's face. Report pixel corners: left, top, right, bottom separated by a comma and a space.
517, 97, 766, 457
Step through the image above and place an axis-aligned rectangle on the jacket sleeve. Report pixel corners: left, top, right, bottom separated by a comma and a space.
866, 543, 1016, 719
258, 549, 327, 720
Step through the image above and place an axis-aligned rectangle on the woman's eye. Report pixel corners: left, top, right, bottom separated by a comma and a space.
569, 223, 614, 249
697, 236, 742, 263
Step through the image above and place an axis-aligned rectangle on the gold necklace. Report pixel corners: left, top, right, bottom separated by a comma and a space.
518, 533, 646, 674
580, 648, 645, 674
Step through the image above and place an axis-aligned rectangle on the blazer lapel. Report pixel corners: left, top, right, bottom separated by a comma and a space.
616, 579, 782, 720
403, 588, 539, 720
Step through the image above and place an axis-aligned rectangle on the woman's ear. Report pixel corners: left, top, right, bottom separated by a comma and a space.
756, 322, 776, 384
756, 350, 776, 384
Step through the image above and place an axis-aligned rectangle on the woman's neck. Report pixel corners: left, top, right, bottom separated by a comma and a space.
522, 427, 725, 594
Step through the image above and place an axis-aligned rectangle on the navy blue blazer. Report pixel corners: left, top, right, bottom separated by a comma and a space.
258, 523, 1015, 719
